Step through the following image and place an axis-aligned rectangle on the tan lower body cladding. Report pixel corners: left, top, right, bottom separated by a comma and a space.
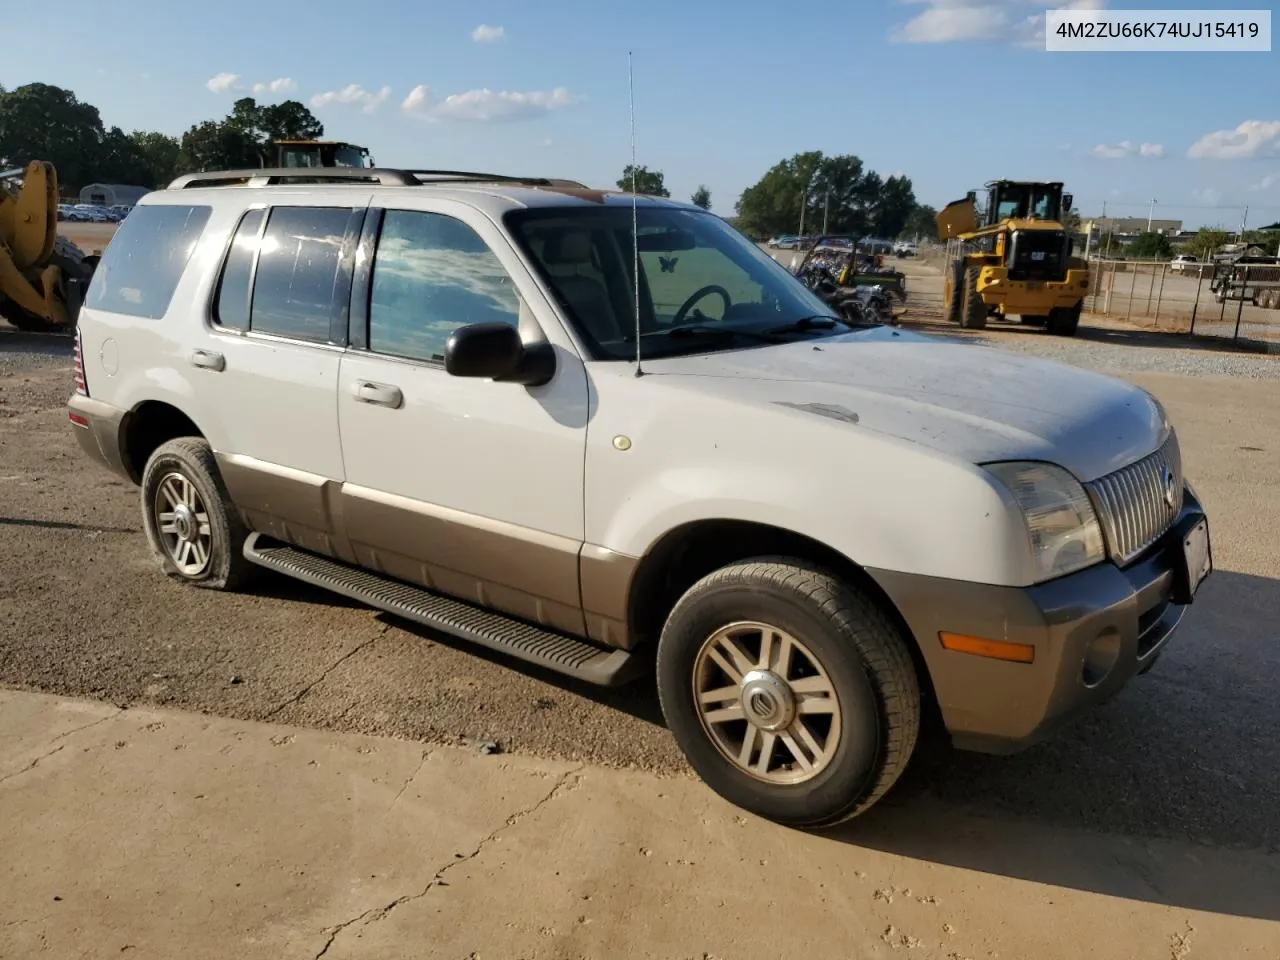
216, 454, 638, 649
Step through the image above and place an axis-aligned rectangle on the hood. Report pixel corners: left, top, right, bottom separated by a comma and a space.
639, 327, 1167, 482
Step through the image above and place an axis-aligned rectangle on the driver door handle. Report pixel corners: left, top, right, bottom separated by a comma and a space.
352, 380, 403, 409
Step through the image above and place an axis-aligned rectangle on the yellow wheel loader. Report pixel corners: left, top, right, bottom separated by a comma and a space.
937, 180, 1090, 336
0, 161, 98, 334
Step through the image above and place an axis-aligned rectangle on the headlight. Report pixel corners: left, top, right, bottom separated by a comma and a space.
985, 461, 1106, 582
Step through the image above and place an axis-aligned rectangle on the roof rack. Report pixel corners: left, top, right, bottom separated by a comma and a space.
167, 167, 591, 190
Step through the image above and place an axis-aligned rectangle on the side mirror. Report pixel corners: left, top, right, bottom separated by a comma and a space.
444, 322, 556, 387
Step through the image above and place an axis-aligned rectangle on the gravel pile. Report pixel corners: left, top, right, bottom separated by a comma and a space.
967, 333, 1280, 380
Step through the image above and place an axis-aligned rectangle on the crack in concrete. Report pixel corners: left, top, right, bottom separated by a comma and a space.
312, 763, 585, 959
263, 633, 381, 721
387, 749, 433, 812
0, 710, 122, 786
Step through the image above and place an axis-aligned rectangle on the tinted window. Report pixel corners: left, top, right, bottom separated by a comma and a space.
85, 204, 211, 319
368, 210, 521, 363
213, 207, 265, 331
249, 206, 358, 343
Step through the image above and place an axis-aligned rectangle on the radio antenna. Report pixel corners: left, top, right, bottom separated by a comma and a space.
629, 50, 644, 377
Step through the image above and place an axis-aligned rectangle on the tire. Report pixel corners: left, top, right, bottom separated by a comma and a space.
140, 437, 255, 591
959, 266, 987, 329
655, 557, 921, 829
1019, 314, 1049, 327
943, 259, 964, 324
1046, 302, 1082, 337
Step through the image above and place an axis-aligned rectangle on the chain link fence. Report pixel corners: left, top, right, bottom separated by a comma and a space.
917, 245, 1280, 351
1084, 258, 1280, 349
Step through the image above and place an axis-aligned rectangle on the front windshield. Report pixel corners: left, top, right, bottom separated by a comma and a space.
505, 205, 844, 360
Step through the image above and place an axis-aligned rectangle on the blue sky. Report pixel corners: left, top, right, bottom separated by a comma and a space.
6, 0, 1279, 228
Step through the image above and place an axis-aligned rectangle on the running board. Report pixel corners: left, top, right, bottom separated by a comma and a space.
243, 534, 642, 687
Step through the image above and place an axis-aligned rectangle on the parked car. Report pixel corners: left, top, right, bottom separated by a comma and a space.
770, 235, 798, 249
67, 167, 1213, 829
1169, 254, 1198, 275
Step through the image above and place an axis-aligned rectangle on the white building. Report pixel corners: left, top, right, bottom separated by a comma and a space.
78, 183, 151, 206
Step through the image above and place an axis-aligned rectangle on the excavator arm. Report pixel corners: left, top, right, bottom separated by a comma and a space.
0, 161, 96, 333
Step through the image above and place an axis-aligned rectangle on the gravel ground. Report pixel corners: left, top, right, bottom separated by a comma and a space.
3, 249, 1280, 859
892, 257, 1280, 380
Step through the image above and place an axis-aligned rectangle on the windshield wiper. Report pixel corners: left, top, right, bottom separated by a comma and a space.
763, 315, 849, 335
624, 324, 784, 343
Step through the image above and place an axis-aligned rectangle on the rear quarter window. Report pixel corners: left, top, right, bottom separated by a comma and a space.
85, 204, 212, 319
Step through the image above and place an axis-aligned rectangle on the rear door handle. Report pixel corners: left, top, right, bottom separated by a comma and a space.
190, 349, 225, 371
352, 380, 403, 409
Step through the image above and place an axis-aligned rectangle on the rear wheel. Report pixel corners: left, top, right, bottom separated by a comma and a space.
140, 437, 256, 591
655, 557, 921, 828
1046, 301, 1082, 337
959, 266, 988, 329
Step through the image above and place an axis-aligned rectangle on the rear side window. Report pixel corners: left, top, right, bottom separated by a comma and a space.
247, 206, 360, 343
213, 208, 265, 332
85, 204, 211, 319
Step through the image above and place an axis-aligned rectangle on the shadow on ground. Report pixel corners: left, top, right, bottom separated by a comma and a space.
368, 566, 1280, 920
824, 567, 1280, 921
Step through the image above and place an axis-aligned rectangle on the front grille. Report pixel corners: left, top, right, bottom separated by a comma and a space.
1007, 230, 1068, 282
1085, 432, 1183, 565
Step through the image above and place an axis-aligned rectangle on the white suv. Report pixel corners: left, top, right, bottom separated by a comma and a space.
67, 167, 1213, 827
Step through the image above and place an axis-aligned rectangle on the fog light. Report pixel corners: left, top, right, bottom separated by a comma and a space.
1081, 628, 1121, 688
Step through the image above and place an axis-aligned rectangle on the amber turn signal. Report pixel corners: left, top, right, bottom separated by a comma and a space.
939, 632, 1036, 664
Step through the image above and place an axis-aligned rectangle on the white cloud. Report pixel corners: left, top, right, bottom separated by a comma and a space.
1191, 187, 1223, 205
471, 24, 505, 42
310, 83, 392, 114
1188, 120, 1280, 160
206, 72, 240, 93
252, 77, 297, 96
1092, 140, 1133, 159
889, 0, 1106, 47
401, 85, 580, 123
1249, 172, 1280, 192
1091, 140, 1164, 159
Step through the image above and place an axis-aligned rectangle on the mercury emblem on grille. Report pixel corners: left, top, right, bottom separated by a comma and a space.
1162, 465, 1177, 509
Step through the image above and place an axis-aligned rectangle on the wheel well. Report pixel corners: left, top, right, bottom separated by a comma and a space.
119, 401, 204, 483
625, 519, 938, 707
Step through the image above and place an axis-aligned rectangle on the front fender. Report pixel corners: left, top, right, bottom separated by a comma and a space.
584, 373, 1035, 587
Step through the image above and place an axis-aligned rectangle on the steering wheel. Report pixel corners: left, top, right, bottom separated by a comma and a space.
671, 285, 732, 326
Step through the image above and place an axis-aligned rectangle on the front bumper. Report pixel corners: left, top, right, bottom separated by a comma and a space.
977, 266, 1090, 313
869, 487, 1209, 754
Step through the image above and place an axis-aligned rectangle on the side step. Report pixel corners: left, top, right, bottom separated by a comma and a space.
243, 534, 642, 687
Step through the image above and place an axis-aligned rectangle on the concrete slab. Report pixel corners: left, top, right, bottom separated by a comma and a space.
2, 690, 1277, 960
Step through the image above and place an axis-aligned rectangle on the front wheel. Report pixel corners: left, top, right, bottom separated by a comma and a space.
655, 558, 921, 828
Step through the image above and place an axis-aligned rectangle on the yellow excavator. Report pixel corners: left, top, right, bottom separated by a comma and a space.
937, 179, 1090, 336
0, 161, 97, 333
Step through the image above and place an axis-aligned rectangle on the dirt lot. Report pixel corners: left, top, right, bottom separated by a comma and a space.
1, 229, 1279, 955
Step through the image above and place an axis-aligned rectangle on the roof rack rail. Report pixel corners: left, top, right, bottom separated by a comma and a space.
167, 168, 420, 189
166, 167, 593, 191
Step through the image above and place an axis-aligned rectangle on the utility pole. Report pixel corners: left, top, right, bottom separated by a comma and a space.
822, 190, 829, 234
798, 187, 807, 239
1240, 205, 1249, 238
1147, 198, 1157, 232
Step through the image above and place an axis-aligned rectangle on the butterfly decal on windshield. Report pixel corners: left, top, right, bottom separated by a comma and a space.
659, 256, 679, 273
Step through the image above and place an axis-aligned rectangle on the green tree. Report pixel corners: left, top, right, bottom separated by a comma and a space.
870, 175, 916, 238
690, 184, 711, 209
0, 83, 105, 191
734, 151, 917, 239
129, 131, 182, 186
1128, 231, 1173, 260
178, 119, 261, 172
218, 96, 325, 166
900, 204, 939, 241
1187, 228, 1230, 260
617, 164, 669, 197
